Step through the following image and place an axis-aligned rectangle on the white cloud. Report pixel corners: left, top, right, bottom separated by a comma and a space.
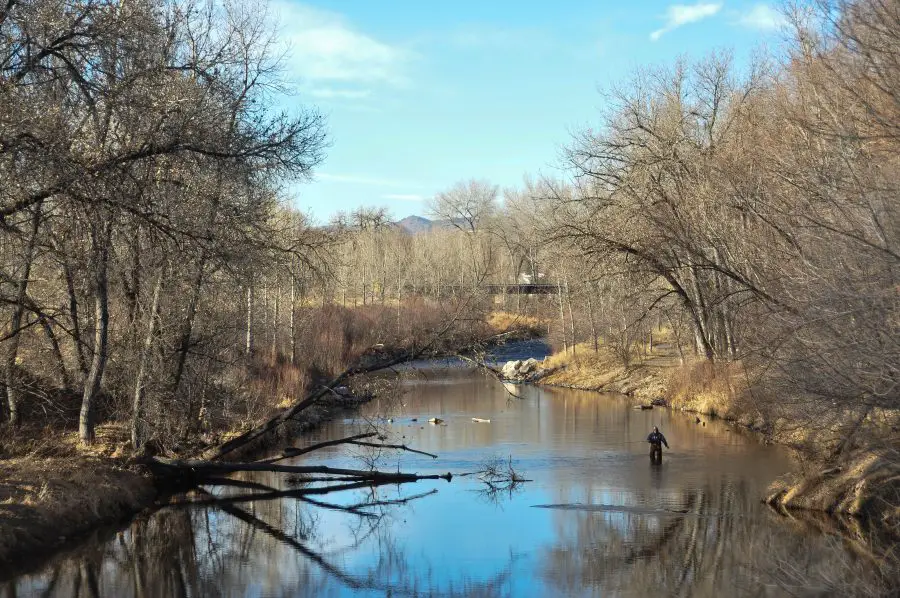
273, 1, 411, 87
651, 2, 723, 40
739, 4, 785, 30
317, 173, 419, 189
382, 194, 424, 202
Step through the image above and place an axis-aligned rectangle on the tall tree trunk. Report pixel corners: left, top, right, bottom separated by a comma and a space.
39, 316, 71, 389
687, 265, 714, 360
290, 275, 296, 365
272, 278, 279, 358
5, 203, 42, 426
123, 225, 141, 331
262, 283, 269, 348
396, 250, 402, 336
170, 254, 206, 400
63, 260, 89, 380
566, 278, 577, 355
80, 219, 112, 442
132, 266, 165, 449
380, 252, 386, 305
245, 285, 253, 356
586, 290, 598, 353
557, 279, 568, 353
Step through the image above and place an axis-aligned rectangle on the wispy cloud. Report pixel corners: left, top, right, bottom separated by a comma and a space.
272, 1, 412, 92
317, 173, 419, 189
739, 4, 785, 30
651, 2, 723, 40
382, 193, 424, 202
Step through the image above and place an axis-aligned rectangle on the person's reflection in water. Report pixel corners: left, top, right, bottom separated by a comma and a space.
649, 457, 663, 490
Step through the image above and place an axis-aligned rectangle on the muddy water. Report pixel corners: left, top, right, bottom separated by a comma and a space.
2, 367, 870, 597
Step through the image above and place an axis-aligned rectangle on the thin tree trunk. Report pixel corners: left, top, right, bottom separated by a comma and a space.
39, 316, 71, 390
245, 285, 253, 356
396, 250, 402, 335
687, 265, 714, 360
290, 275, 296, 365
5, 203, 42, 426
132, 266, 165, 449
381, 252, 386, 305
565, 278, 576, 355
79, 219, 112, 442
63, 260, 89, 380
170, 254, 206, 399
557, 279, 568, 353
586, 290, 598, 353
272, 276, 279, 358
124, 226, 141, 331
262, 283, 269, 349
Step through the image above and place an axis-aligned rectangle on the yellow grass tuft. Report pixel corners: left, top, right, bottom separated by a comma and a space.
664, 358, 742, 418
486, 311, 546, 335
540, 343, 630, 389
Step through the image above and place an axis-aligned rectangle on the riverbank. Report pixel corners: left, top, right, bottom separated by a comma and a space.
0, 425, 155, 572
0, 313, 539, 571
520, 341, 900, 536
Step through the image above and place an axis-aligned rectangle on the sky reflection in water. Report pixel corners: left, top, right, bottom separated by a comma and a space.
4, 369, 868, 597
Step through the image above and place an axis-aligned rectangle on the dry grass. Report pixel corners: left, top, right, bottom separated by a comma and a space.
537, 342, 668, 401
664, 359, 745, 418
541, 343, 625, 388
486, 311, 546, 336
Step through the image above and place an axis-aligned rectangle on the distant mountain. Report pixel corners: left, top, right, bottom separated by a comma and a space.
395, 215, 434, 234
394, 215, 469, 234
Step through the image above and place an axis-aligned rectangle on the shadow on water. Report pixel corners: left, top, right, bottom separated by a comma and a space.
2, 367, 894, 597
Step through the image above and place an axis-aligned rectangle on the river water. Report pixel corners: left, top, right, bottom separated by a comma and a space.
2, 360, 875, 597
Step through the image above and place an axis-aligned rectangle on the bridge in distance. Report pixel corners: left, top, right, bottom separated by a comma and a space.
426, 284, 560, 295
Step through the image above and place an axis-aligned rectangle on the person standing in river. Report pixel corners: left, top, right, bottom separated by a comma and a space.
647, 426, 668, 462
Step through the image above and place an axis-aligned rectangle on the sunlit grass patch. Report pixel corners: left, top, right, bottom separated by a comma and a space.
486, 311, 546, 335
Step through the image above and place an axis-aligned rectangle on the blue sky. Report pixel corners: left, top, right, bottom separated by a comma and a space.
270, 1, 787, 222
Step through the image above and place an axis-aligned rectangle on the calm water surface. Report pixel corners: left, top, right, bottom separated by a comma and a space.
2, 366, 867, 597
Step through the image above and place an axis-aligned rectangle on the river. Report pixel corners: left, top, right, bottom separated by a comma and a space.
1, 354, 876, 597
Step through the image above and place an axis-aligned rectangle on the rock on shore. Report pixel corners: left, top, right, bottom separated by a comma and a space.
501, 358, 547, 382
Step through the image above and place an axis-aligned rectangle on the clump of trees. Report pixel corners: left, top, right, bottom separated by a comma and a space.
543, 0, 900, 454
0, 0, 330, 447
0, 0, 510, 455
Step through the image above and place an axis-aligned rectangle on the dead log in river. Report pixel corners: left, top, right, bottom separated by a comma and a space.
141, 456, 452, 486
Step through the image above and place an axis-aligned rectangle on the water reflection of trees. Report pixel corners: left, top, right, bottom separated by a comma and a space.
539, 478, 890, 597
3, 475, 517, 598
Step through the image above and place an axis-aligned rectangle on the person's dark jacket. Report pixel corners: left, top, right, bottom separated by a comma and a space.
647, 431, 669, 448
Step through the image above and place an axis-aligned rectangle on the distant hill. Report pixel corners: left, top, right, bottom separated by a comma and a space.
394, 215, 468, 234
395, 215, 434, 234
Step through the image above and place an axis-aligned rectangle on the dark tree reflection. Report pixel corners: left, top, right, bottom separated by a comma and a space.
538, 479, 892, 597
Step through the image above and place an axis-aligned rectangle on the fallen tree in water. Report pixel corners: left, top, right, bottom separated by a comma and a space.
201, 301, 495, 462
142, 456, 452, 486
